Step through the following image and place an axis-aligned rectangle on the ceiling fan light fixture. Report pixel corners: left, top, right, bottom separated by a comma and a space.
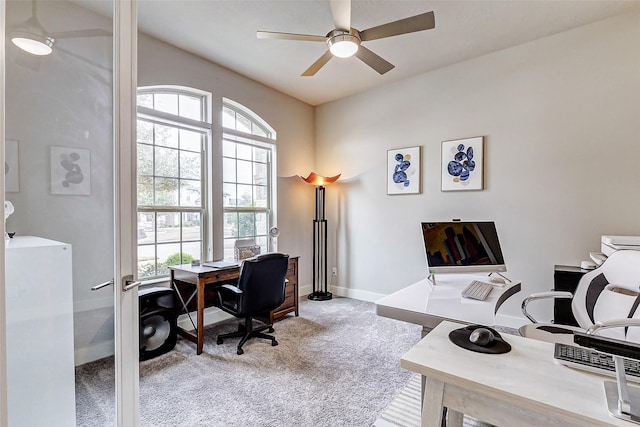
11, 31, 54, 55
327, 30, 360, 58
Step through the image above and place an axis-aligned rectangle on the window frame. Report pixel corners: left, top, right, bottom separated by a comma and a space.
221, 99, 277, 259
136, 86, 211, 280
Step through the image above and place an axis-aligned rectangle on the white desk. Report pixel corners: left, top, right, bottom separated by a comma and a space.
401, 321, 634, 427
375, 274, 521, 330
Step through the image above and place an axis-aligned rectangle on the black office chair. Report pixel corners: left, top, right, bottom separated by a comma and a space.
215, 252, 289, 355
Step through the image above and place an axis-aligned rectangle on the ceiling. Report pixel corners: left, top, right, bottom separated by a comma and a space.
83, 0, 638, 106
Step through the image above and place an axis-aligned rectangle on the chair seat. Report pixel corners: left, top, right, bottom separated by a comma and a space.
519, 323, 584, 345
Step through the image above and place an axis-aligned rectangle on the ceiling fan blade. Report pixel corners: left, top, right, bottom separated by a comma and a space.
354, 45, 394, 75
301, 50, 333, 76
50, 28, 112, 39
329, 0, 351, 31
360, 11, 435, 42
257, 31, 326, 42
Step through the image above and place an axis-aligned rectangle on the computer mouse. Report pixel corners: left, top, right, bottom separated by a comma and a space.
469, 327, 495, 347
489, 276, 505, 285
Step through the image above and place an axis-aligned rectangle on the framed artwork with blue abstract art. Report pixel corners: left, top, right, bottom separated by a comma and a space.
387, 146, 421, 195
441, 136, 484, 192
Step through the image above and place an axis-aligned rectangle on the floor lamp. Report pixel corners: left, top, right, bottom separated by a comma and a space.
301, 172, 340, 301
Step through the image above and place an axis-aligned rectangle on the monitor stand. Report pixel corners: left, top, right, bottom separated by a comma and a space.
604, 355, 640, 424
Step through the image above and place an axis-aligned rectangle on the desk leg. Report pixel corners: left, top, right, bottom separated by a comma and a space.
422, 377, 445, 427
196, 278, 205, 354
446, 409, 464, 427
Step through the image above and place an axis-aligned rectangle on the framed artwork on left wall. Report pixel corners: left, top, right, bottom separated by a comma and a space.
387, 146, 421, 195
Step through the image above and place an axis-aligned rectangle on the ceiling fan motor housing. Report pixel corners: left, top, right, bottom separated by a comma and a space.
326, 29, 361, 57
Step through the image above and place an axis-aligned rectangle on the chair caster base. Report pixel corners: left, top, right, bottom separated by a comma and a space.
237, 347, 244, 355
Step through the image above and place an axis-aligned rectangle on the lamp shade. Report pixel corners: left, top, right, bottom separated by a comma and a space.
301, 172, 341, 186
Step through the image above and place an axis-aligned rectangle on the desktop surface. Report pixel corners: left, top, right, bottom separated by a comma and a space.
401, 321, 634, 427
375, 274, 520, 329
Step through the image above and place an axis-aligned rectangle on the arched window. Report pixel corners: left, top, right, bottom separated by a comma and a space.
222, 98, 277, 259
136, 86, 211, 279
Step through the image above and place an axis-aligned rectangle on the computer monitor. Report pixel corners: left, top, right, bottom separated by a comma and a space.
421, 221, 506, 274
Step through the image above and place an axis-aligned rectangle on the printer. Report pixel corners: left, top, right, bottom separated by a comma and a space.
588, 235, 640, 267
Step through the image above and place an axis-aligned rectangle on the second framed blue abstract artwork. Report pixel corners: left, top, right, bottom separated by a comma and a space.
387, 146, 421, 195
441, 136, 484, 191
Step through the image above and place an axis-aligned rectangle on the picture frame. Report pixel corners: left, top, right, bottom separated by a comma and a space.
441, 136, 484, 191
5, 139, 19, 193
387, 146, 421, 195
50, 146, 91, 195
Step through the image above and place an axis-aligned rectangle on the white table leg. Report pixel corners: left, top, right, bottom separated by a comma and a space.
422, 377, 445, 427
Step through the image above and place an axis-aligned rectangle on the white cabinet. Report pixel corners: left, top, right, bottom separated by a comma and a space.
5, 236, 75, 426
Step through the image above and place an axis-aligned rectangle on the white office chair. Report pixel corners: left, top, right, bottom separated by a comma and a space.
520, 250, 640, 345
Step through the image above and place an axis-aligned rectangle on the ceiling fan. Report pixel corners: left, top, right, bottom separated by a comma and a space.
10, 0, 111, 56
257, 0, 435, 76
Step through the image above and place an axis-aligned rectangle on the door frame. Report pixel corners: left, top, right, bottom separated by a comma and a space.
0, 0, 140, 425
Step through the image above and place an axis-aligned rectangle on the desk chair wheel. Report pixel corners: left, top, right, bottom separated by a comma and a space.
217, 337, 223, 345
268, 326, 274, 333
237, 347, 244, 355
272, 339, 278, 346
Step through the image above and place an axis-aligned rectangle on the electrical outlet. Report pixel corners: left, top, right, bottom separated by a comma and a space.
331, 267, 337, 276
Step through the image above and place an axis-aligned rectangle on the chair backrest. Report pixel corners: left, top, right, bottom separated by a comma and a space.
572, 250, 640, 342
235, 252, 289, 317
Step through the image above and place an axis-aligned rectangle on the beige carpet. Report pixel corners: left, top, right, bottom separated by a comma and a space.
374, 375, 494, 427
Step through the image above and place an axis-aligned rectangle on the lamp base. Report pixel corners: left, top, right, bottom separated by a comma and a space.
308, 291, 333, 301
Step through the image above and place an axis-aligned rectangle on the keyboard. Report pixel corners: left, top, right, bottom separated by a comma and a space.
461, 280, 494, 301
554, 343, 640, 384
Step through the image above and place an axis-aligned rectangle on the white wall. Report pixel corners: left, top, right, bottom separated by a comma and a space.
315, 11, 640, 326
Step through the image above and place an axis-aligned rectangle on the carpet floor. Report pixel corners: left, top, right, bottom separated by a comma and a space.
75, 297, 423, 426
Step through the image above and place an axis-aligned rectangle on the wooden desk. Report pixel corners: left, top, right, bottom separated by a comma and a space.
401, 321, 634, 427
170, 256, 299, 354
375, 275, 521, 331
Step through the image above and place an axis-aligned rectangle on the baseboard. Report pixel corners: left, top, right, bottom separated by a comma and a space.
330, 285, 386, 302
75, 340, 115, 366
177, 306, 235, 330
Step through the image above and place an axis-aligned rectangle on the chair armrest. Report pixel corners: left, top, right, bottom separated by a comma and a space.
219, 283, 242, 295
587, 318, 640, 335
521, 291, 573, 323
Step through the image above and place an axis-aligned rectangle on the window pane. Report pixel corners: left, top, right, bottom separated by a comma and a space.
182, 212, 201, 241
180, 129, 202, 152
157, 212, 180, 243
137, 93, 153, 108
155, 123, 179, 148
222, 157, 236, 183
254, 185, 268, 208
154, 93, 178, 115
137, 120, 153, 144
154, 146, 179, 177
256, 235, 268, 251
138, 213, 155, 243
137, 176, 153, 206
222, 107, 235, 129
137, 143, 153, 175
236, 113, 251, 133
256, 212, 267, 236
224, 212, 238, 238
154, 178, 179, 206
252, 123, 267, 138
236, 160, 252, 185
253, 146, 268, 163
223, 239, 235, 260
138, 244, 157, 279
236, 143, 252, 161
222, 139, 235, 157
180, 179, 201, 207
180, 151, 201, 180
254, 162, 267, 185
157, 243, 181, 276
179, 94, 202, 121
182, 241, 201, 263
223, 183, 237, 207
237, 184, 253, 207
238, 212, 255, 237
